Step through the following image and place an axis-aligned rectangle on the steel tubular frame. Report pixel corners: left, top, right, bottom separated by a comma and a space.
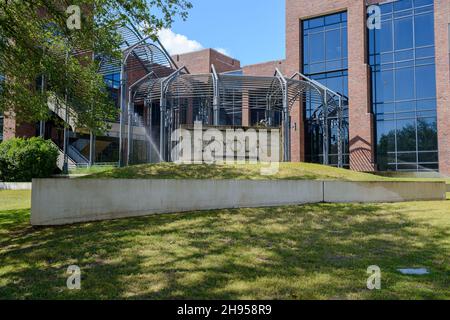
125, 67, 345, 166
111, 27, 346, 167
102, 26, 178, 166
289, 72, 346, 167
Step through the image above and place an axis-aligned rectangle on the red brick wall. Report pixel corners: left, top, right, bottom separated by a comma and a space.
173, 49, 241, 74
2, 111, 17, 141
434, 0, 450, 176
242, 60, 286, 76
1, 111, 37, 140
209, 49, 241, 73
286, 0, 375, 171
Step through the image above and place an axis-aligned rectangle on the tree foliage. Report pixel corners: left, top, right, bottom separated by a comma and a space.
0, 0, 192, 133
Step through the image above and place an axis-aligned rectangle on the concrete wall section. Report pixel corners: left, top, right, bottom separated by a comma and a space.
0, 182, 32, 190
31, 179, 446, 226
31, 179, 323, 226
324, 181, 446, 203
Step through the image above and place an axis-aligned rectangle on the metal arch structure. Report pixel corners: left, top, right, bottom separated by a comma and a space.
289, 72, 347, 168
124, 61, 347, 167
97, 24, 179, 166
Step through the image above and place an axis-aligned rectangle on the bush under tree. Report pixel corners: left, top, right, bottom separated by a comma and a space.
0, 137, 58, 182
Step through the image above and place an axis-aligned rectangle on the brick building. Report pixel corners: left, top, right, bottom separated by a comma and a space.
1, 0, 449, 175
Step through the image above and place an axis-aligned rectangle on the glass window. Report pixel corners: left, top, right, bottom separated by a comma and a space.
380, 21, 393, 53
369, 0, 438, 171
326, 29, 341, 60
415, 65, 436, 99
415, 13, 434, 47
303, 12, 349, 167
394, 0, 413, 11
395, 68, 415, 100
394, 17, 414, 50
417, 117, 438, 151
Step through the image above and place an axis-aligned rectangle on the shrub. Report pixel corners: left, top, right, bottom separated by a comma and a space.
0, 137, 58, 182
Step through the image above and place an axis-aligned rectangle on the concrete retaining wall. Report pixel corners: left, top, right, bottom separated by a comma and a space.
31, 179, 323, 226
323, 181, 446, 203
446, 184, 450, 193
0, 182, 32, 190
31, 179, 446, 226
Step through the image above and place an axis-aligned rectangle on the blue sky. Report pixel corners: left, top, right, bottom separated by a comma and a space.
159, 0, 285, 66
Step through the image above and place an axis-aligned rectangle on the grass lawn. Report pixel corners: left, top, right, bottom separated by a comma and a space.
68, 165, 116, 175
83, 162, 450, 185
82, 162, 450, 183
1, 189, 449, 299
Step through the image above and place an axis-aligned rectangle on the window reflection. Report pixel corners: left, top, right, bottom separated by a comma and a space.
303, 12, 349, 167
369, 0, 438, 171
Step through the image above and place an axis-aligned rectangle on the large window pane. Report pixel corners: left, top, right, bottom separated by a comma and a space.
395, 68, 414, 100
416, 65, 436, 99
396, 118, 416, 152
380, 70, 395, 102
309, 33, 325, 62
415, 13, 434, 47
417, 117, 437, 151
326, 29, 341, 60
394, 17, 413, 50
380, 21, 393, 53
394, 0, 413, 11
377, 120, 396, 152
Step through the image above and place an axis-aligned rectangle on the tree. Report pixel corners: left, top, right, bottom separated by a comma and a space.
0, 0, 192, 133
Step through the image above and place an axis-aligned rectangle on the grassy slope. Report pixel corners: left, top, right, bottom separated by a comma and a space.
82, 162, 450, 183
1, 190, 449, 299
81, 162, 397, 181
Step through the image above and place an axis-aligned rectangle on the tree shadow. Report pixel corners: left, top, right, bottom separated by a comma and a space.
0, 202, 449, 299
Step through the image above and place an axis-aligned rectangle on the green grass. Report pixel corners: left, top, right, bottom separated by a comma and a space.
83, 162, 450, 184
68, 165, 116, 175
81, 162, 393, 181
1, 190, 449, 299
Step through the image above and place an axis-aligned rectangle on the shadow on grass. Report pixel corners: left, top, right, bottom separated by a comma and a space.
0, 202, 449, 299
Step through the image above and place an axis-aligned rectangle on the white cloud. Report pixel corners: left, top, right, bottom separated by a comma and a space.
214, 48, 230, 57
157, 28, 203, 55
157, 29, 231, 57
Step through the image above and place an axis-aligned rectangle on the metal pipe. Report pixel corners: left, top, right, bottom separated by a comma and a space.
323, 90, 329, 166
39, 75, 46, 138
337, 96, 343, 168
89, 131, 95, 167
63, 52, 69, 174
211, 64, 220, 126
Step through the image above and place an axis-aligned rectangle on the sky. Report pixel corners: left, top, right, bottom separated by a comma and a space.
157, 0, 285, 66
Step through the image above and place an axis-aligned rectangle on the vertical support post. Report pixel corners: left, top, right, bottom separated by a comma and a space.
39, 75, 46, 138
62, 52, 69, 174
283, 92, 290, 162
119, 62, 127, 167
322, 90, 329, 166
337, 96, 343, 168
276, 68, 290, 162
127, 90, 134, 165
211, 65, 220, 126
63, 106, 69, 174
160, 83, 166, 162
89, 131, 95, 167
